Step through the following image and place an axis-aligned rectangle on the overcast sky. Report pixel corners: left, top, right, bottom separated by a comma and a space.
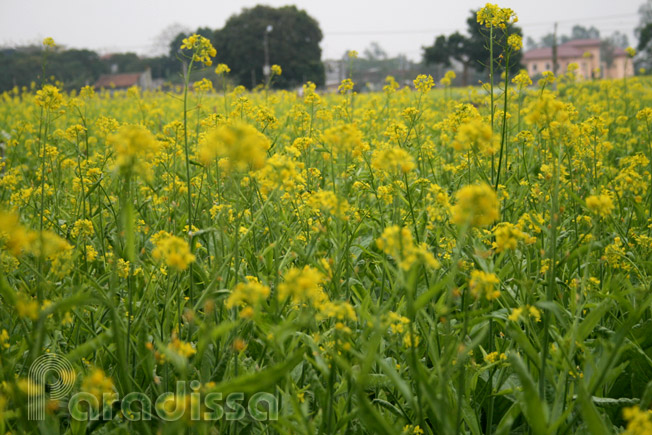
0, 0, 644, 61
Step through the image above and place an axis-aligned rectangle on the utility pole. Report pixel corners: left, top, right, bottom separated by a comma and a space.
263, 24, 273, 84
552, 22, 558, 75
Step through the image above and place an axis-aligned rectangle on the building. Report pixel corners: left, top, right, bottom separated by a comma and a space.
523, 39, 633, 80
93, 69, 154, 91
324, 59, 345, 92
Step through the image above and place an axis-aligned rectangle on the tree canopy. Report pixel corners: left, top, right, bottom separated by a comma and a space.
213, 5, 325, 89
637, 0, 652, 70
423, 9, 523, 86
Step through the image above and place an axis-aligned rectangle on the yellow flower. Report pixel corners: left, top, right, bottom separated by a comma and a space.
511, 70, 532, 87
271, 64, 282, 76
440, 70, 456, 86
85, 245, 98, 262
117, 259, 130, 278
625, 47, 636, 58
168, 335, 196, 359
108, 125, 161, 178
509, 305, 541, 322
540, 71, 555, 85
306, 190, 350, 219
215, 63, 231, 75
371, 146, 415, 174
323, 123, 366, 158
42, 37, 56, 48
0, 329, 9, 349
477, 4, 518, 28
484, 351, 500, 363
383, 76, 400, 94
451, 184, 500, 227
507, 34, 522, 51
376, 226, 440, 270
622, 406, 652, 435
413, 74, 434, 93
180, 34, 216, 66
586, 194, 614, 217
0, 211, 36, 256
317, 300, 357, 321
198, 122, 270, 171
451, 118, 496, 154
225, 278, 270, 316
35, 85, 64, 111
193, 78, 213, 92
637, 107, 652, 123
277, 266, 327, 306
348, 50, 358, 59
492, 222, 525, 252
469, 270, 500, 300
71, 219, 94, 238
508, 307, 523, 322
152, 235, 195, 272
338, 78, 355, 94
16, 295, 39, 320
82, 369, 116, 408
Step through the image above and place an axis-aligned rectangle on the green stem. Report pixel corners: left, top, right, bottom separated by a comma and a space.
495, 48, 511, 192
183, 58, 196, 319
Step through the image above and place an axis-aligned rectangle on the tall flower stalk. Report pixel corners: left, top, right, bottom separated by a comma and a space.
179, 34, 216, 310
477, 4, 518, 186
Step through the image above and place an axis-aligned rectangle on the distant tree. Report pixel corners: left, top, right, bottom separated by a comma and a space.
448, 32, 476, 85
213, 5, 325, 89
363, 42, 388, 61
539, 33, 556, 48
561, 25, 601, 43
102, 53, 147, 74
637, 22, 652, 51
601, 32, 630, 69
637, 0, 652, 71
48, 50, 105, 89
144, 56, 178, 80
423, 9, 523, 86
607, 31, 629, 49
525, 36, 538, 51
0, 48, 106, 91
152, 23, 191, 57
423, 35, 451, 67
535, 25, 601, 49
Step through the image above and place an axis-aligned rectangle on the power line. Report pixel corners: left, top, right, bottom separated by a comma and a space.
323, 13, 640, 36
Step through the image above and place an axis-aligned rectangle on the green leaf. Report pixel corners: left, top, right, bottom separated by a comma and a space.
576, 382, 609, 435
494, 402, 521, 435
576, 300, 612, 342
508, 353, 549, 435
206, 349, 305, 396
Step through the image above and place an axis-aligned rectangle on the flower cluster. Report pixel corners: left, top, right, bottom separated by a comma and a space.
152, 234, 195, 271
376, 226, 440, 271
451, 184, 500, 227
108, 124, 161, 178
469, 270, 500, 300
198, 121, 270, 171
476, 3, 518, 29
180, 34, 216, 66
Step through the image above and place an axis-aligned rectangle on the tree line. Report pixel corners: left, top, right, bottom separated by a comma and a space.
0, 5, 325, 92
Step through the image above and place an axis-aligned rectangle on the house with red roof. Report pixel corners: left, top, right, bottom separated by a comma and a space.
523, 39, 633, 80
93, 69, 154, 91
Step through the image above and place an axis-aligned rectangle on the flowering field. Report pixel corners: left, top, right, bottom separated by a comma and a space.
2, 9, 652, 434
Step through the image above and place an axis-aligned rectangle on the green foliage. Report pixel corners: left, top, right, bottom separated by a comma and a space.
213, 5, 325, 89
423, 9, 523, 86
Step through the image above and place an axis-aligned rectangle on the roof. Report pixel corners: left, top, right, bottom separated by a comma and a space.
94, 73, 142, 89
612, 47, 628, 57
563, 38, 601, 47
523, 39, 600, 61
